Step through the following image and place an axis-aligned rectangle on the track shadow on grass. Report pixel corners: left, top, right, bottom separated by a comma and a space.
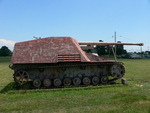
0, 82, 125, 94
0, 82, 31, 93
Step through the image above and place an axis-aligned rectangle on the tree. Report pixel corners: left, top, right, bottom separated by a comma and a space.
95, 40, 127, 56
116, 41, 127, 55
0, 46, 12, 56
95, 40, 108, 56
96, 45, 108, 56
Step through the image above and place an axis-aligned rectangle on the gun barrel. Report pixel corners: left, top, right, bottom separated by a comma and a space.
79, 42, 143, 46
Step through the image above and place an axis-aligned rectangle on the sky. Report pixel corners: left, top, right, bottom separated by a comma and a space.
0, 0, 150, 51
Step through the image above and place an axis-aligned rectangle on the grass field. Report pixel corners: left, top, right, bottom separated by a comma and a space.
0, 57, 150, 113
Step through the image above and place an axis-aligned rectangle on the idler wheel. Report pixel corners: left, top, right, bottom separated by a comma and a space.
82, 77, 91, 86
92, 76, 99, 85
53, 78, 62, 87
14, 70, 29, 85
63, 78, 72, 86
73, 77, 81, 86
43, 79, 52, 88
110, 65, 125, 78
100, 76, 108, 84
33, 79, 42, 88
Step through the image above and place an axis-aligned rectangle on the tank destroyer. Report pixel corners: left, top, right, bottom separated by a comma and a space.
10, 37, 143, 88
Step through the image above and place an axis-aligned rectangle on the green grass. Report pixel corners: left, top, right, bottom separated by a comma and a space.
0, 57, 150, 113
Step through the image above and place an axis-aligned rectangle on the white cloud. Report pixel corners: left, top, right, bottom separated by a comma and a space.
0, 38, 16, 51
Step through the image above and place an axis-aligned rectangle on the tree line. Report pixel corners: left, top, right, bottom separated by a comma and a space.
0, 46, 12, 56
95, 44, 127, 56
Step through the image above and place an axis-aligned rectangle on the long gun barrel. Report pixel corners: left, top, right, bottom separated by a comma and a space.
79, 42, 143, 50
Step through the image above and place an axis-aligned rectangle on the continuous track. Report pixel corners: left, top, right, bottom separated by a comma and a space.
11, 62, 125, 89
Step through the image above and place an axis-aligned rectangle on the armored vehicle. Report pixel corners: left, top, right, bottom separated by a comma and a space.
10, 37, 143, 88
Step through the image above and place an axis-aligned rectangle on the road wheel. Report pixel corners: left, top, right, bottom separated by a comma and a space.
82, 77, 91, 86
92, 76, 99, 85
43, 79, 52, 88
100, 76, 108, 84
73, 77, 81, 87
63, 78, 72, 86
53, 78, 62, 87
33, 79, 41, 88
